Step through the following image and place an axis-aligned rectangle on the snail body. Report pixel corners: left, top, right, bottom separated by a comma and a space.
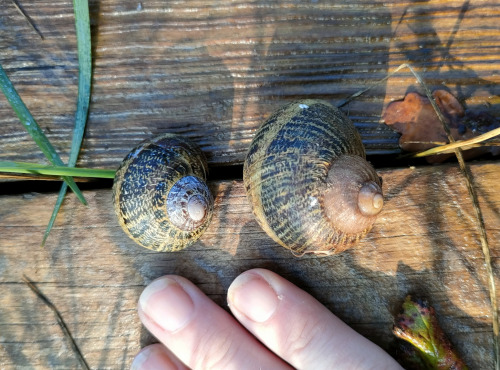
113, 134, 213, 252
243, 99, 383, 255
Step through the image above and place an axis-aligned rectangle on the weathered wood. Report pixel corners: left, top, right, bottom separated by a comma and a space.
0, 0, 498, 168
0, 162, 499, 368
1, 0, 499, 368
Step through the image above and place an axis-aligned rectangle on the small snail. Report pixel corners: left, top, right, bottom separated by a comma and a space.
243, 99, 383, 255
112, 134, 213, 252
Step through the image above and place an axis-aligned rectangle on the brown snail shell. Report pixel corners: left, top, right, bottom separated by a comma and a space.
243, 99, 383, 255
112, 133, 213, 252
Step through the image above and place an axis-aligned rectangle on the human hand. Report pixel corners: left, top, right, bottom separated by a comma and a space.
131, 268, 402, 369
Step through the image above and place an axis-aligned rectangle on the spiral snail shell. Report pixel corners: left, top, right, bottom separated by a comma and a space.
112, 134, 213, 252
243, 99, 383, 255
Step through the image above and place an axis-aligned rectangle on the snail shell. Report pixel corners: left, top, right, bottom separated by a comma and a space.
112, 134, 213, 252
243, 99, 383, 255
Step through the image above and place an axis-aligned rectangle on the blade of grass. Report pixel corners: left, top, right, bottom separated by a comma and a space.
68, 0, 92, 171
0, 161, 115, 178
43, 186, 68, 247
413, 127, 500, 158
45, 0, 92, 247
0, 64, 86, 205
0, 173, 98, 182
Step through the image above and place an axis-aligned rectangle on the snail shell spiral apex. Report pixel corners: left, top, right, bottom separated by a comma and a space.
243, 99, 383, 256
112, 134, 213, 252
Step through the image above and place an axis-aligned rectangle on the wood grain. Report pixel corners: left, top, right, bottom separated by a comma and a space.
0, 0, 499, 368
0, 0, 498, 169
0, 162, 499, 368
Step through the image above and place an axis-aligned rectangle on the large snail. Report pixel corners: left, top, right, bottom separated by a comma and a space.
243, 99, 383, 255
112, 133, 213, 252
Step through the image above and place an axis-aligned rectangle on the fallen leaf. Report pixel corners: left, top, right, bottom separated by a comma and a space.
383, 90, 500, 163
393, 295, 468, 369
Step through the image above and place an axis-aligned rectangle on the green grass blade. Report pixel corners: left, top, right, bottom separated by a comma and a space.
42, 183, 68, 247
0, 64, 87, 205
0, 161, 116, 178
46, 0, 93, 246
70, 0, 92, 170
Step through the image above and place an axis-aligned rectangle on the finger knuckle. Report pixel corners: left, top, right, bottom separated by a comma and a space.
283, 315, 324, 365
190, 327, 239, 370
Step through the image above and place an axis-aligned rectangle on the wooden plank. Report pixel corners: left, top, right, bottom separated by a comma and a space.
0, 0, 498, 168
1, 0, 499, 368
0, 162, 499, 368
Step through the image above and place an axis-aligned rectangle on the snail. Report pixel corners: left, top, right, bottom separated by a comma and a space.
243, 99, 383, 255
112, 133, 213, 252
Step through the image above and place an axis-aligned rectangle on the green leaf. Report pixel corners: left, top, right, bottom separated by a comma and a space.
0, 161, 115, 178
393, 296, 468, 369
46, 0, 93, 246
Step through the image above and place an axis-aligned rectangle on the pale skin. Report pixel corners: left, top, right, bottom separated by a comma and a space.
131, 268, 403, 369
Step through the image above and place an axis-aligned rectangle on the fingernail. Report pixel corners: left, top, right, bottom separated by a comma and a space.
139, 277, 194, 332
228, 273, 279, 322
131, 347, 151, 370
131, 346, 177, 370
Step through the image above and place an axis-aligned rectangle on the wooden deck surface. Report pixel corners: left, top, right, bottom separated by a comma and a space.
0, 0, 499, 368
